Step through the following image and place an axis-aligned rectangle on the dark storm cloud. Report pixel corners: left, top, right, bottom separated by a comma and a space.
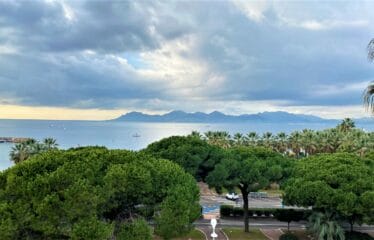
0, 0, 190, 53
181, 1, 374, 106
0, 52, 161, 108
0, 0, 373, 111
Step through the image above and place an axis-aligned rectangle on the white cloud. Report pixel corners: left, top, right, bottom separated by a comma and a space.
231, 0, 270, 22
137, 35, 225, 98
0, 45, 17, 54
289, 19, 368, 31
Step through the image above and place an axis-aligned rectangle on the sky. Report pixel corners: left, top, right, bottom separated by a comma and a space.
0, 0, 373, 120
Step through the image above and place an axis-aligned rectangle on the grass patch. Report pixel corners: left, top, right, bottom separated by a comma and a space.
153, 229, 205, 240
223, 227, 268, 240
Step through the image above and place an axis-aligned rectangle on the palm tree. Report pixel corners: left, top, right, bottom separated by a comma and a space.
9, 138, 59, 164
368, 38, 374, 61
43, 138, 58, 150
364, 39, 374, 113
9, 143, 29, 164
337, 118, 355, 132
274, 132, 288, 154
217, 131, 231, 148
204, 131, 215, 144
288, 131, 302, 157
261, 132, 273, 149
233, 133, 245, 146
246, 132, 259, 146
301, 129, 317, 156
308, 212, 345, 240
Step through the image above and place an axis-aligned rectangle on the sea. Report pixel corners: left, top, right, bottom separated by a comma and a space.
1, 119, 374, 171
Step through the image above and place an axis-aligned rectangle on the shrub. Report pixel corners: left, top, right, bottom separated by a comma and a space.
345, 231, 374, 240
220, 205, 233, 217
248, 209, 254, 217
117, 219, 152, 240
255, 209, 263, 217
279, 233, 299, 240
263, 210, 271, 217
233, 207, 244, 217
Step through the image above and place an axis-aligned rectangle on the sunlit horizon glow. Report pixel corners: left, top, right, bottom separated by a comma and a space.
0, 104, 370, 121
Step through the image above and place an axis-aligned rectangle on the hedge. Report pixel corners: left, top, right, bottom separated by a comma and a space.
219, 205, 310, 219
345, 232, 374, 240
279, 233, 299, 240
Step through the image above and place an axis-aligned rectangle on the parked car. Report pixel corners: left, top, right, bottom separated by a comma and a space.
225, 192, 240, 201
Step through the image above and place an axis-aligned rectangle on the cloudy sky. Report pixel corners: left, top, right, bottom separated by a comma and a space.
0, 0, 373, 120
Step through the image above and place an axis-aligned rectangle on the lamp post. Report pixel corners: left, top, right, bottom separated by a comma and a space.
210, 218, 218, 239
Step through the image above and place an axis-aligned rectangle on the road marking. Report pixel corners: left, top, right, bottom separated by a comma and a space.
196, 228, 208, 240
220, 228, 230, 240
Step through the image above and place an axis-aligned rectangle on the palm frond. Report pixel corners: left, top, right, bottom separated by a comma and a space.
363, 82, 374, 113
368, 38, 374, 61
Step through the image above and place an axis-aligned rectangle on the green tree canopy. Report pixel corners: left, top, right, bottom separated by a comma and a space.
0, 147, 200, 239
206, 146, 293, 232
284, 153, 374, 229
144, 135, 225, 180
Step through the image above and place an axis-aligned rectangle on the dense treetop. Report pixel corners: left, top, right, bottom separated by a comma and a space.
284, 153, 374, 225
206, 146, 293, 232
0, 147, 200, 239
144, 135, 225, 180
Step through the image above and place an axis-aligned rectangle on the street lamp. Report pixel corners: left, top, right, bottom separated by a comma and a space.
210, 218, 218, 239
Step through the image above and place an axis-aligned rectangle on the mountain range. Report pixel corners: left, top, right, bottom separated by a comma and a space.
112, 110, 346, 123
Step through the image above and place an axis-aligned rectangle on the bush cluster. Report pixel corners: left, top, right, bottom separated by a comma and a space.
345, 232, 374, 240
279, 233, 299, 240
220, 205, 311, 219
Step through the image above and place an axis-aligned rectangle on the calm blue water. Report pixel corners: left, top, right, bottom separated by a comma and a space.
1, 119, 373, 170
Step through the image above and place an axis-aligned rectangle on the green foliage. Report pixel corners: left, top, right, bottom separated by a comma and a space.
220, 206, 311, 224
9, 138, 59, 164
345, 231, 374, 240
308, 212, 345, 240
233, 207, 244, 217
117, 218, 152, 240
155, 182, 201, 239
220, 205, 234, 217
274, 209, 304, 231
144, 135, 225, 180
202, 120, 374, 158
71, 217, 113, 240
279, 233, 299, 240
284, 153, 374, 226
0, 147, 200, 239
207, 146, 293, 193
207, 146, 292, 232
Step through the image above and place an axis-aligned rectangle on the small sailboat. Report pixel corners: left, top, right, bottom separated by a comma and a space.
132, 133, 141, 138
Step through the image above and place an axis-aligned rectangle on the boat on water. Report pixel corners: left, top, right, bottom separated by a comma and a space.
132, 133, 141, 138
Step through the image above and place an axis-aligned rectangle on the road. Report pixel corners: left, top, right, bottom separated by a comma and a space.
195, 218, 374, 232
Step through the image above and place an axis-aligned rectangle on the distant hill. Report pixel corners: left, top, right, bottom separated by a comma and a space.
112, 110, 341, 123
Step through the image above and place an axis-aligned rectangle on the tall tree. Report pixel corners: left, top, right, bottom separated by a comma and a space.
0, 147, 200, 239
144, 135, 225, 180
206, 147, 292, 232
284, 153, 374, 233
